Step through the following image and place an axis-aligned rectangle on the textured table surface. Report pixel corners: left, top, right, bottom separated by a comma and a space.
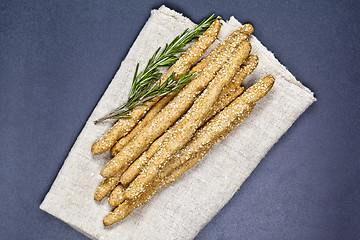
1, 1, 359, 239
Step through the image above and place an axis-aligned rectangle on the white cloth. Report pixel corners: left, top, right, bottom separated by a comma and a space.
40, 6, 316, 240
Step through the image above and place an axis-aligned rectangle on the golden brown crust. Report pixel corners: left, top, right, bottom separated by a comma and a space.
109, 25, 230, 157
103, 75, 275, 225
99, 25, 273, 227
119, 86, 245, 187
212, 54, 258, 115
167, 54, 257, 166
110, 93, 176, 156
108, 184, 125, 207
220, 55, 258, 97
163, 75, 275, 182
97, 22, 278, 227
240, 23, 254, 35
103, 200, 133, 226
239, 75, 275, 104
162, 105, 254, 185
162, 104, 254, 180
191, 23, 253, 73
100, 32, 247, 178
91, 104, 151, 155
118, 54, 257, 185
94, 166, 127, 201
124, 42, 251, 200
119, 130, 168, 186
92, 19, 221, 155
161, 19, 222, 82
102, 104, 253, 226
117, 51, 227, 185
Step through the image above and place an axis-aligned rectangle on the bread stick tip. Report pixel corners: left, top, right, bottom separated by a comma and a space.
100, 168, 110, 178
262, 74, 275, 87
108, 200, 116, 208
103, 215, 113, 226
247, 54, 258, 62
241, 23, 254, 35
91, 143, 100, 155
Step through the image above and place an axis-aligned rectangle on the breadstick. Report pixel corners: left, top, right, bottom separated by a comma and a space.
110, 93, 176, 156
117, 38, 255, 184
240, 23, 254, 36
109, 23, 254, 157
94, 166, 127, 201
91, 19, 221, 155
109, 50, 213, 157
220, 54, 258, 98
118, 85, 245, 186
99, 56, 257, 202
102, 105, 253, 225
103, 200, 133, 226
119, 55, 257, 185
162, 108, 254, 184
212, 54, 258, 113
124, 42, 251, 200
119, 49, 231, 182
119, 48, 252, 188
108, 184, 125, 207
103, 75, 275, 225
191, 23, 253, 73
100, 32, 247, 178
162, 19, 222, 81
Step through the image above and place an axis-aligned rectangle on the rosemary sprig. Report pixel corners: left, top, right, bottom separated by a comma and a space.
95, 14, 217, 124
95, 72, 196, 122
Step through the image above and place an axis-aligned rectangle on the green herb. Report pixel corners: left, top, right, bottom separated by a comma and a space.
95, 14, 217, 124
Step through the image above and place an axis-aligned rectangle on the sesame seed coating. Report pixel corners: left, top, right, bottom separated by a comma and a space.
191, 23, 253, 74
110, 93, 176, 156
91, 104, 151, 155
119, 54, 258, 185
161, 19, 221, 82
124, 41, 251, 200
119, 129, 169, 186
94, 166, 127, 201
102, 75, 275, 225
96, 24, 279, 227
100, 31, 246, 178
239, 75, 275, 104
214, 54, 258, 114
92, 20, 221, 155
103, 200, 133, 226
117, 48, 223, 185
163, 75, 275, 182
108, 184, 125, 207
240, 23, 254, 36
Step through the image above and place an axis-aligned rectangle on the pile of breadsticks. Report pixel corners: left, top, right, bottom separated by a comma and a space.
91, 19, 275, 226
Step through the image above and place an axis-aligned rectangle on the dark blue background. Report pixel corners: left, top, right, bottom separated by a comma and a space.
1, 0, 359, 239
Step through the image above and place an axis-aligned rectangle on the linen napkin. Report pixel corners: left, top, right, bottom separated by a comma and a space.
40, 5, 316, 240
